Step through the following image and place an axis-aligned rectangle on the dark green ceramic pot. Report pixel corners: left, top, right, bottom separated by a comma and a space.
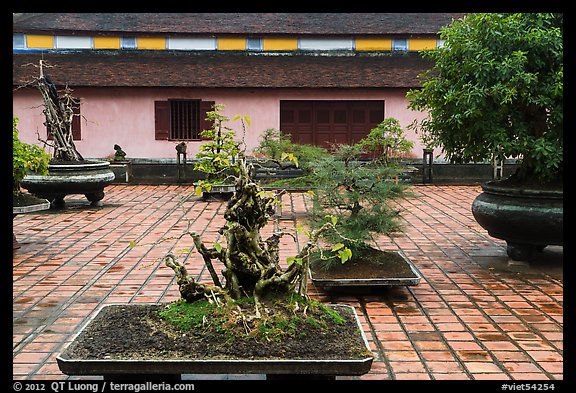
471, 180, 563, 260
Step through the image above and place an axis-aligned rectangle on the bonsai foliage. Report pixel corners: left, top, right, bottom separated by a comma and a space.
306, 120, 411, 260
358, 118, 414, 164
253, 128, 330, 174
194, 103, 243, 192
13, 117, 50, 195
166, 151, 345, 318
35, 60, 84, 162
407, 13, 563, 183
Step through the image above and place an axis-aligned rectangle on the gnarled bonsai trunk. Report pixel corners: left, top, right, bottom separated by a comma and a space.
165, 154, 335, 317
37, 60, 84, 162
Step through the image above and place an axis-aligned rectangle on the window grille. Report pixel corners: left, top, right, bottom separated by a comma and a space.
170, 100, 201, 140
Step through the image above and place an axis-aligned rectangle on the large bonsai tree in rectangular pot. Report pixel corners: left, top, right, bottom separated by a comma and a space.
305, 118, 421, 290
407, 13, 563, 260
57, 132, 374, 380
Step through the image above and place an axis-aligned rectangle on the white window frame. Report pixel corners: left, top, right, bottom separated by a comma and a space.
392, 38, 408, 51
121, 37, 137, 49
55, 36, 93, 49
246, 37, 262, 51
167, 37, 217, 50
13, 33, 26, 48
298, 38, 354, 51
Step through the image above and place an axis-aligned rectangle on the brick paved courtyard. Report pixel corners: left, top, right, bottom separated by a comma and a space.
13, 184, 563, 380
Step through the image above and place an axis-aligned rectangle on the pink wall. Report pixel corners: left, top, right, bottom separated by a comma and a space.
13, 87, 430, 160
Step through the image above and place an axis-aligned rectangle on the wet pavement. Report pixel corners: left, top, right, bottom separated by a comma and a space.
13, 184, 563, 381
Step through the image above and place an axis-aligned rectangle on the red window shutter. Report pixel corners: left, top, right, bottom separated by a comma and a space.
199, 100, 215, 140
154, 101, 170, 140
71, 106, 81, 140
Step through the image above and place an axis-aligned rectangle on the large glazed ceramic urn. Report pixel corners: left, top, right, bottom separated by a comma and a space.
21, 160, 115, 208
471, 181, 563, 260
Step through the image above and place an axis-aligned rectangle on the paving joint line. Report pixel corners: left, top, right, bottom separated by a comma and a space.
358, 297, 395, 380
13, 188, 198, 358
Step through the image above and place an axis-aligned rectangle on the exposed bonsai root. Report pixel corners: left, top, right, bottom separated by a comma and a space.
163, 254, 227, 303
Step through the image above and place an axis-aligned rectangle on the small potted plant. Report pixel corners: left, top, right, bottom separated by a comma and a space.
193, 103, 244, 200
305, 119, 421, 290
254, 128, 330, 190
19, 60, 115, 207
13, 116, 51, 249
407, 13, 563, 260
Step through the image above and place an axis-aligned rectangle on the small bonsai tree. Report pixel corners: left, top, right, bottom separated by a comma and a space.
253, 128, 331, 188
13, 117, 50, 196
193, 103, 243, 194
406, 13, 563, 185
305, 120, 413, 267
358, 118, 414, 164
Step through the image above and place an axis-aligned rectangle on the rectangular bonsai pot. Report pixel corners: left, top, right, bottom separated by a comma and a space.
56, 303, 373, 378
310, 250, 422, 289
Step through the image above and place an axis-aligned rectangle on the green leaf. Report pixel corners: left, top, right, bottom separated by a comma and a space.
287, 257, 303, 266
331, 243, 345, 252
338, 247, 353, 264
195, 186, 203, 197
324, 214, 338, 226
213, 242, 223, 253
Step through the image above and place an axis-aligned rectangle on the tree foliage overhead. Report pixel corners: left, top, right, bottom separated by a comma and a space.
407, 13, 563, 183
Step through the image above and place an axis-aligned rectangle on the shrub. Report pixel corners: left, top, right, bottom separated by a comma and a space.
13, 117, 50, 194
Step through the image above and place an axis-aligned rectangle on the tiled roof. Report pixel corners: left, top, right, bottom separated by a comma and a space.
13, 13, 465, 36
13, 51, 432, 89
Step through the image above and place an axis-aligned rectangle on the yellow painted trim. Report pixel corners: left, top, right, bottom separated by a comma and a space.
355, 38, 392, 51
137, 37, 166, 50
93, 36, 121, 49
262, 37, 298, 51
218, 37, 246, 50
409, 38, 438, 51
26, 35, 54, 49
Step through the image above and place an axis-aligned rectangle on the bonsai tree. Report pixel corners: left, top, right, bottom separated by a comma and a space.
165, 150, 349, 318
305, 120, 412, 267
253, 128, 330, 188
193, 103, 243, 194
34, 60, 84, 162
13, 117, 50, 196
17, 61, 114, 208
358, 118, 414, 165
406, 13, 563, 185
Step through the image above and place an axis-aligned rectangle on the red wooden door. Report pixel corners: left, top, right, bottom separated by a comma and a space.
280, 100, 384, 148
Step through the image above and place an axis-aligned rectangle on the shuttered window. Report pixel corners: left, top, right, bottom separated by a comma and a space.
155, 99, 215, 141
280, 100, 384, 147
170, 100, 199, 140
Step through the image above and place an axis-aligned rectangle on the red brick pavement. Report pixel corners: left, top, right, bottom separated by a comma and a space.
13, 184, 563, 380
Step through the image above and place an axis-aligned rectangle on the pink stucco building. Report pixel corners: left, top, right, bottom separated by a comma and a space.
13, 13, 465, 161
